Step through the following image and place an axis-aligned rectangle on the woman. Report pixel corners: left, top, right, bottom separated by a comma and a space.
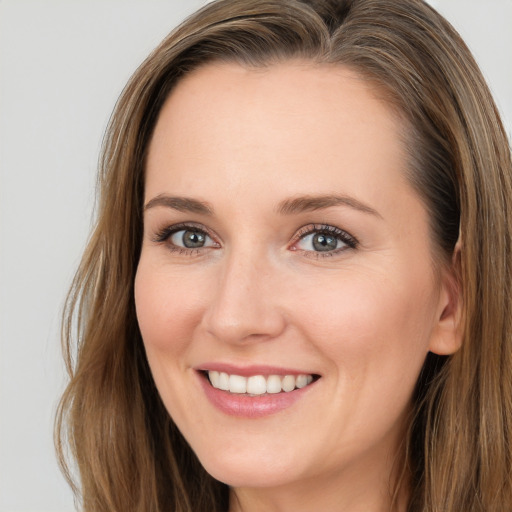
55, 0, 512, 511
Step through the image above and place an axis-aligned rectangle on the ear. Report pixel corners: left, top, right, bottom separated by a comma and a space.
428, 243, 464, 356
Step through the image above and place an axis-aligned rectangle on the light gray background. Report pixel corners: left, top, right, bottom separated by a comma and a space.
0, 1, 510, 511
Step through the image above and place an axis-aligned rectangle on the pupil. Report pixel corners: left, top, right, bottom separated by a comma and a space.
312, 233, 337, 251
183, 230, 205, 248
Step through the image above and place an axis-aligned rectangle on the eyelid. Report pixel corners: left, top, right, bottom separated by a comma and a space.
290, 223, 358, 255
151, 222, 220, 248
149, 221, 357, 257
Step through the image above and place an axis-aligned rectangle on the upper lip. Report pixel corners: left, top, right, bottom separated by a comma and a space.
195, 362, 319, 377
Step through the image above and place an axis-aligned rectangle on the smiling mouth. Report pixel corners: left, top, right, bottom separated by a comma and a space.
204, 370, 319, 396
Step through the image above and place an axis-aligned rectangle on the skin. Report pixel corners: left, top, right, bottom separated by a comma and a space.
134, 61, 461, 512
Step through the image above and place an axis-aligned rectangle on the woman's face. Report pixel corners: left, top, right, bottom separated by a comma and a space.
135, 62, 458, 497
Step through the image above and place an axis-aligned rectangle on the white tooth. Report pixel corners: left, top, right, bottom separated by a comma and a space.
282, 375, 296, 392
307, 375, 313, 385
296, 374, 309, 389
229, 374, 247, 393
208, 370, 220, 388
247, 375, 267, 395
266, 375, 282, 394
218, 372, 230, 391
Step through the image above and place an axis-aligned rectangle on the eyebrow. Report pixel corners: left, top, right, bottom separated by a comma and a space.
143, 193, 381, 218
276, 194, 382, 218
144, 194, 213, 215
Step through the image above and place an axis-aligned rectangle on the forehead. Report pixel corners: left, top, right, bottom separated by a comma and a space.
145, 61, 410, 213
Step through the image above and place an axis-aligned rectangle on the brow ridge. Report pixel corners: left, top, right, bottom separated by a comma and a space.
276, 194, 381, 217
144, 193, 380, 218
144, 194, 213, 215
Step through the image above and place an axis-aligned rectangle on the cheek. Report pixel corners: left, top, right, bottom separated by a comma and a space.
134, 262, 205, 357
287, 269, 438, 458
293, 267, 437, 395
134, 260, 212, 425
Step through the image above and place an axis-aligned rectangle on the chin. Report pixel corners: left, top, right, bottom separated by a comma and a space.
197, 447, 301, 488
205, 466, 294, 489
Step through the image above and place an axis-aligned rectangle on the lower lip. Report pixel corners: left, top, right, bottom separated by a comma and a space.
198, 373, 316, 418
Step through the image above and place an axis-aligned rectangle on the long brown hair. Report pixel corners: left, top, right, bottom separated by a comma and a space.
55, 1, 512, 510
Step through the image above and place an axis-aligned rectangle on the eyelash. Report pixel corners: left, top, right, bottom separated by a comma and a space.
151, 222, 358, 258
291, 224, 358, 258
152, 222, 218, 256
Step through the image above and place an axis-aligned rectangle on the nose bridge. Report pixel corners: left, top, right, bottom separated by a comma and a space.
202, 243, 285, 344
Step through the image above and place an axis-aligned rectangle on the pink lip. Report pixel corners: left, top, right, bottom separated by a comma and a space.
196, 369, 319, 419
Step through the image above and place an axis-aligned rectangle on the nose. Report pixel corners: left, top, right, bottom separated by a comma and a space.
200, 249, 286, 345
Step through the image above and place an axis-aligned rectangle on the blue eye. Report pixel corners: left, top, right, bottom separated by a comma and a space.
170, 229, 215, 249
294, 225, 357, 255
296, 232, 344, 252
153, 224, 218, 253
